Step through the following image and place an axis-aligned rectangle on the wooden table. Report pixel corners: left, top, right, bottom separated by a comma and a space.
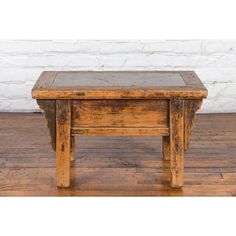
32, 71, 207, 188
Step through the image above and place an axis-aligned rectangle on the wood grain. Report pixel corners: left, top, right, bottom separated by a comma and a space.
32, 71, 57, 90
56, 100, 71, 187
32, 70, 207, 189
162, 136, 170, 161
184, 99, 202, 150
54, 71, 186, 87
37, 99, 56, 151
72, 127, 169, 136
0, 112, 236, 196
170, 100, 184, 188
72, 99, 168, 128
32, 88, 207, 100
32, 71, 208, 99
70, 136, 75, 162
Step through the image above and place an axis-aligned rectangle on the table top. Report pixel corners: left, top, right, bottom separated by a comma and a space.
32, 71, 207, 99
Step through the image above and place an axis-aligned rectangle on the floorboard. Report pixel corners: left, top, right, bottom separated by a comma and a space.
0, 112, 236, 196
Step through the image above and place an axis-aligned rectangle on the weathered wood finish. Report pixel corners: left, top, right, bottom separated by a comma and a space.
170, 100, 184, 188
70, 136, 75, 162
180, 71, 205, 89
33, 71, 57, 90
33, 88, 207, 100
56, 100, 71, 187
162, 136, 170, 161
32, 70, 207, 189
37, 99, 56, 151
72, 127, 169, 136
32, 71, 208, 99
72, 99, 168, 128
184, 99, 202, 150
1, 113, 236, 196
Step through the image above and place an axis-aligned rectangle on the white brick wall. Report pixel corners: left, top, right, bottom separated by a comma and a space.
0, 40, 235, 113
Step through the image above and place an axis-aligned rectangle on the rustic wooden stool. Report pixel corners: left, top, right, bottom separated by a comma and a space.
32, 71, 207, 188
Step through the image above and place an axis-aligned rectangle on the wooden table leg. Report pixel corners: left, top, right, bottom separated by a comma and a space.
56, 100, 71, 187
70, 136, 75, 162
169, 100, 184, 188
162, 136, 170, 161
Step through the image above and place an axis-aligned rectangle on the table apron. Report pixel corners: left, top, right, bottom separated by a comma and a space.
71, 99, 169, 131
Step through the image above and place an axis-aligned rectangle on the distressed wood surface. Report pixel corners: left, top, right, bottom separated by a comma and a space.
56, 100, 71, 187
162, 136, 170, 161
37, 98, 202, 188
37, 99, 56, 151
184, 99, 203, 151
33, 71, 57, 90
72, 99, 168, 128
72, 127, 169, 136
32, 70, 207, 189
0, 113, 236, 196
32, 71, 208, 99
70, 136, 75, 162
170, 100, 184, 188
180, 71, 205, 89
54, 71, 186, 87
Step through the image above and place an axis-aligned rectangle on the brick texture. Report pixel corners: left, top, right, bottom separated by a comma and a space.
0, 40, 235, 113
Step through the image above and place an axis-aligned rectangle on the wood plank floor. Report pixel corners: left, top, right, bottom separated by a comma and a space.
0, 112, 236, 196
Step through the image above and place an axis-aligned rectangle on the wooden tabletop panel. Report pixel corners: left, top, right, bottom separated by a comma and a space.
54, 71, 186, 87
32, 71, 208, 99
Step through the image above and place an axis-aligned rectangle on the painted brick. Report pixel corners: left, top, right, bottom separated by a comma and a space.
0, 40, 235, 113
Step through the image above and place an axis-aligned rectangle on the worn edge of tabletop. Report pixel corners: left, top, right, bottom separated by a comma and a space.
31, 71, 208, 99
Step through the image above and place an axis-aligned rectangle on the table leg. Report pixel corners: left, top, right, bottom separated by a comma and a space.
70, 136, 75, 162
162, 136, 170, 161
56, 100, 71, 187
169, 100, 184, 188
